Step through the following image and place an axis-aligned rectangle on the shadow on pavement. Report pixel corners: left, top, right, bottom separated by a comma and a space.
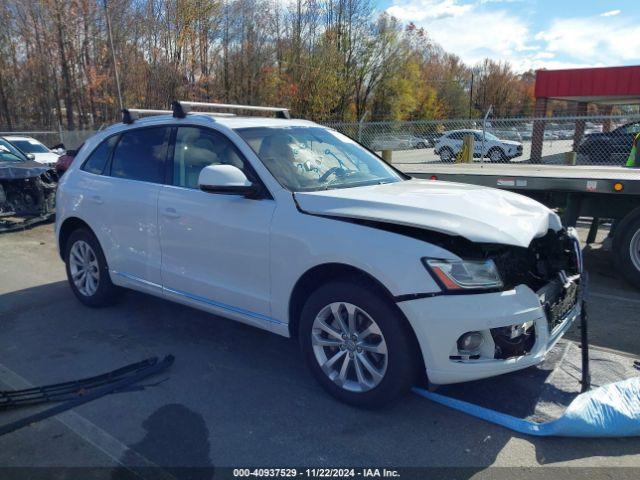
0, 280, 638, 469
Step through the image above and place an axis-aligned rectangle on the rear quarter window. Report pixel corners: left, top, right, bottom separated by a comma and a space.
110, 127, 170, 183
81, 136, 119, 175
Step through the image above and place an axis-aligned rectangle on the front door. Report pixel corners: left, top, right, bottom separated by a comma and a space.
158, 126, 276, 327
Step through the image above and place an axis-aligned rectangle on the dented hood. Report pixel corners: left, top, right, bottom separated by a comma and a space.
294, 179, 562, 248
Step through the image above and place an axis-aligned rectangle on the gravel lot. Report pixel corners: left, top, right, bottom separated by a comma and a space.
0, 222, 639, 479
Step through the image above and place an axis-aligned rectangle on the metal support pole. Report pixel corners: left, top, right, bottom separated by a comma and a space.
586, 217, 599, 245
563, 193, 582, 227
580, 299, 590, 393
481, 105, 492, 161
104, 0, 123, 111
468, 72, 474, 119
531, 98, 548, 164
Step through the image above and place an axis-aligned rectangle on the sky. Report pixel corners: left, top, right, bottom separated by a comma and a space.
380, 0, 640, 72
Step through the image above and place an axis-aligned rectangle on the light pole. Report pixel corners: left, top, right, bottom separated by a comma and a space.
103, 0, 123, 111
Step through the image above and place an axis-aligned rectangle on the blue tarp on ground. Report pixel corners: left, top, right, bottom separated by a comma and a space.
414, 376, 640, 437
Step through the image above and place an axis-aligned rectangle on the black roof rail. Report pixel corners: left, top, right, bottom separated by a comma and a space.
121, 109, 137, 124
171, 101, 190, 118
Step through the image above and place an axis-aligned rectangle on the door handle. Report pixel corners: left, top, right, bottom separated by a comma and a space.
90, 195, 103, 205
162, 207, 180, 219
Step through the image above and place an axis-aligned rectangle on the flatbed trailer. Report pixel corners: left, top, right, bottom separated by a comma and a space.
402, 163, 640, 288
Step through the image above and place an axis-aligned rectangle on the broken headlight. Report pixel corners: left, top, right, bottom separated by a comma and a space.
423, 258, 503, 291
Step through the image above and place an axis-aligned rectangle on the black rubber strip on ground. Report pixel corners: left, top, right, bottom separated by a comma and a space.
0, 355, 175, 437
0, 356, 163, 410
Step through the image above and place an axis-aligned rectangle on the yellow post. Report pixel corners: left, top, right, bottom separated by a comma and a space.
565, 151, 577, 165
456, 134, 474, 163
381, 150, 393, 164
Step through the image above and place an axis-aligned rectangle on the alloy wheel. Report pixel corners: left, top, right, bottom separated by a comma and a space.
440, 149, 452, 161
69, 240, 100, 297
311, 302, 388, 393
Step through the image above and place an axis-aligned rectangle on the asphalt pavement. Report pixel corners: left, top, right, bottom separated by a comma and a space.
0, 223, 639, 479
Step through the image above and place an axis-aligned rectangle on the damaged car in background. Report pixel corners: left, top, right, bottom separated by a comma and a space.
0, 137, 57, 233
55, 109, 582, 408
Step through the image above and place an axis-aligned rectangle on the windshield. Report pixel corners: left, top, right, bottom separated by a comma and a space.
0, 139, 28, 162
10, 139, 50, 153
484, 132, 499, 141
235, 126, 405, 191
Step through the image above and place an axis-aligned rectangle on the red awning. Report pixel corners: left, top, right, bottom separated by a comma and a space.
535, 66, 640, 104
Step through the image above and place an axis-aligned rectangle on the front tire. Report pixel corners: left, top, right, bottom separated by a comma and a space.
65, 228, 119, 307
438, 147, 454, 162
488, 147, 507, 163
299, 280, 418, 408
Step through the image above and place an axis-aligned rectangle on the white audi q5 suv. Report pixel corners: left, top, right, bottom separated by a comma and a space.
55, 102, 582, 407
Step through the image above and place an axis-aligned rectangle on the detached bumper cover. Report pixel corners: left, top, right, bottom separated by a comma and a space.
398, 282, 581, 385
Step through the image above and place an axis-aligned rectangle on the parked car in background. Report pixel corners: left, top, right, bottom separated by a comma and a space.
1, 138, 58, 232
489, 128, 522, 142
369, 134, 412, 151
408, 133, 442, 149
578, 121, 640, 165
434, 129, 523, 163
0, 137, 31, 162
407, 135, 431, 149
55, 144, 83, 175
3, 135, 60, 166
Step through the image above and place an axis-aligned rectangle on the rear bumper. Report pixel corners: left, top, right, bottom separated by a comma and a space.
397, 283, 581, 385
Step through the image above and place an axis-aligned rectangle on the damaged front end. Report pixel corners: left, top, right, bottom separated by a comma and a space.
0, 163, 58, 233
457, 229, 582, 361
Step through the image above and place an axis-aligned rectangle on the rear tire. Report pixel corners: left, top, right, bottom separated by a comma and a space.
299, 279, 419, 408
613, 210, 640, 289
64, 228, 120, 307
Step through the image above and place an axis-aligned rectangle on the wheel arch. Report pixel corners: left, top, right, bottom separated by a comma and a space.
288, 263, 423, 368
58, 216, 94, 260
289, 262, 426, 385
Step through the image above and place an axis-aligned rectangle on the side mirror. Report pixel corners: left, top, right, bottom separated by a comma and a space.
198, 164, 259, 197
26, 153, 35, 160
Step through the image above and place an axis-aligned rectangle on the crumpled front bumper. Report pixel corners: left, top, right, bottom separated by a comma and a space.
397, 282, 581, 385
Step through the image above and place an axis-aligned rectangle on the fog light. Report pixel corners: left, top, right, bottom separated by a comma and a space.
457, 331, 484, 354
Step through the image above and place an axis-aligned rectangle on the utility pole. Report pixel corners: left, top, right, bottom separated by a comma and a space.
468, 72, 474, 119
103, 0, 123, 111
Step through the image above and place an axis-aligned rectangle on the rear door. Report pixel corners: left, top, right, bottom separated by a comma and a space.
158, 126, 276, 328
451, 132, 465, 152
103, 126, 171, 292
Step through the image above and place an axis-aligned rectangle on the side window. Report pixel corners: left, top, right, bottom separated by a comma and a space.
449, 132, 463, 140
110, 127, 169, 183
474, 133, 483, 141
82, 136, 118, 175
173, 127, 247, 189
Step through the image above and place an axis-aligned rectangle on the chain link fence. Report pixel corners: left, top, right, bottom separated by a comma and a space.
3, 113, 639, 170
324, 114, 640, 168
0, 130, 97, 152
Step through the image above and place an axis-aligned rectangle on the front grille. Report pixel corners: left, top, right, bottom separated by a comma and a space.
538, 278, 579, 331
492, 229, 580, 291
